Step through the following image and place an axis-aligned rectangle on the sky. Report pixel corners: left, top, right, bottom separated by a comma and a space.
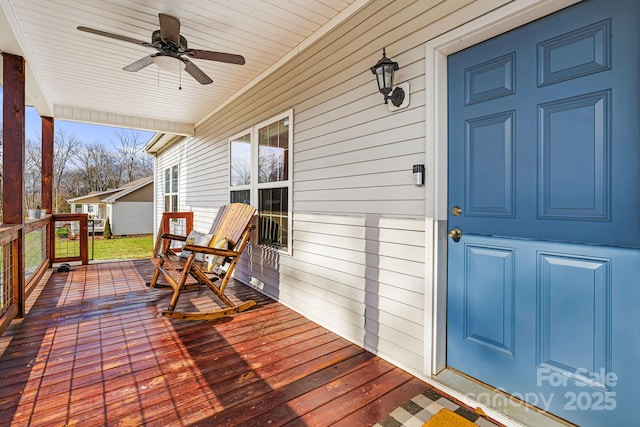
0, 86, 155, 150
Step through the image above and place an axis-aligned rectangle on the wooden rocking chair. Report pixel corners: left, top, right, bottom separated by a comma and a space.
148, 203, 257, 320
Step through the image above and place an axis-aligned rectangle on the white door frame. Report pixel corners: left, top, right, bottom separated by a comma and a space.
424, 0, 583, 376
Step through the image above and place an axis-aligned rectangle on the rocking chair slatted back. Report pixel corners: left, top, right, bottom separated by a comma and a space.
208, 203, 256, 249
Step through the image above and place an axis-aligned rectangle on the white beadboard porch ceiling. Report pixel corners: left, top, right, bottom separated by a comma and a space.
0, 0, 366, 135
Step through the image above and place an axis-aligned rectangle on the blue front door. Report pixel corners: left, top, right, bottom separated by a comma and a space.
447, 0, 640, 425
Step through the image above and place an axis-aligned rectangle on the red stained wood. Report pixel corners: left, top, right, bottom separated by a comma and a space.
41, 117, 54, 215
50, 213, 90, 265
2, 53, 25, 225
333, 378, 435, 427
2, 53, 26, 320
0, 260, 431, 426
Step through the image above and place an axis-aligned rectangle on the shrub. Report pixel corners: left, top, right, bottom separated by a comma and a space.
103, 217, 113, 239
56, 227, 69, 239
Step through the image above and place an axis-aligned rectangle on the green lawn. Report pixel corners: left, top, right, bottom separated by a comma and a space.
55, 235, 154, 261
91, 235, 154, 260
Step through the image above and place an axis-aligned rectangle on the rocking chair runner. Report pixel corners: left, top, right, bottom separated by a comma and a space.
148, 203, 257, 320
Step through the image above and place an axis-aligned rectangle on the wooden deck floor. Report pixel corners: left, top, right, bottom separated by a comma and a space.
0, 259, 431, 426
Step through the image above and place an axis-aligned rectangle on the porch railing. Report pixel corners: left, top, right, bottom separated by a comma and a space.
0, 224, 21, 334
24, 216, 52, 297
0, 214, 94, 335
51, 214, 89, 265
0, 216, 57, 335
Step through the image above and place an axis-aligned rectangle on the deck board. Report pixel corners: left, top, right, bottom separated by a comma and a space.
0, 259, 432, 426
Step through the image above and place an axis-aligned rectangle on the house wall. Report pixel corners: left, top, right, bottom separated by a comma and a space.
152, 0, 516, 378
112, 202, 154, 235
118, 183, 154, 203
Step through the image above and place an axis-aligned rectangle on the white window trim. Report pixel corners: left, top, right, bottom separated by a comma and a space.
229, 128, 252, 197
229, 109, 293, 255
163, 163, 179, 212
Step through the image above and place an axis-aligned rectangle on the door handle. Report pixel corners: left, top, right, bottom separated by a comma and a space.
448, 228, 462, 242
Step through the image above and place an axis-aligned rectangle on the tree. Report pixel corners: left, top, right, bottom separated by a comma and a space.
71, 143, 122, 192
24, 129, 81, 213
53, 130, 81, 212
103, 216, 112, 239
112, 129, 153, 182
25, 137, 42, 209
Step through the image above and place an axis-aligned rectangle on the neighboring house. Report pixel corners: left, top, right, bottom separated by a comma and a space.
67, 176, 154, 236
143, 1, 639, 426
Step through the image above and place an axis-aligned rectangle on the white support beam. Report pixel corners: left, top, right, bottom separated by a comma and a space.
53, 105, 194, 136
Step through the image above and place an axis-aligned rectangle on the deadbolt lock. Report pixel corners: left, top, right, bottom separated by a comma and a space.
451, 206, 462, 216
448, 228, 462, 242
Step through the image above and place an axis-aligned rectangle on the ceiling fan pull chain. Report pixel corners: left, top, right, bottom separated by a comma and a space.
179, 64, 182, 90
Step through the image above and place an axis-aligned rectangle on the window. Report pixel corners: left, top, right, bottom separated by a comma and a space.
229, 111, 292, 252
164, 164, 179, 212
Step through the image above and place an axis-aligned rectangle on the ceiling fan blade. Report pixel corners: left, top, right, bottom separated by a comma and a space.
159, 13, 181, 46
123, 55, 155, 72
189, 49, 245, 65
77, 26, 152, 48
183, 58, 213, 85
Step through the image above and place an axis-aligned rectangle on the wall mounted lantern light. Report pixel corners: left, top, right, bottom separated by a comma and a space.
370, 48, 405, 107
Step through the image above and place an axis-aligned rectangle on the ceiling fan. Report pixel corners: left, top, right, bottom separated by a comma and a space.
77, 13, 245, 85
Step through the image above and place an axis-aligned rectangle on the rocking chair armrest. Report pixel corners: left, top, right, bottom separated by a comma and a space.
160, 233, 187, 242
182, 244, 239, 258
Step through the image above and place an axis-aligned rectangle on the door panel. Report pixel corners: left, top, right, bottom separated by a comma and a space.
538, 252, 610, 375
538, 91, 610, 221
447, 0, 640, 425
465, 112, 515, 217
464, 244, 515, 356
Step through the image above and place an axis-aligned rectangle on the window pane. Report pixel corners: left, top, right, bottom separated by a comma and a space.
231, 190, 251, 204
230, 134, 251, 186
164, 195, 171, 212
259, 187, 288, 250
258, 117, 289, 183
171, 195, 178, 212
171, 165, 179, 192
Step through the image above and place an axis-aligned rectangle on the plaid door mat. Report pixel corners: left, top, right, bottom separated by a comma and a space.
374, 388, 501, 427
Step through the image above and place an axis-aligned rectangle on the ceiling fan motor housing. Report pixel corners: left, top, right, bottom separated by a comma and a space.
151, 29, 188, 52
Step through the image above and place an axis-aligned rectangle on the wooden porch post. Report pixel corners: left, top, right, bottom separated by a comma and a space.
42, 116, 54, 263
41, 117, 54, 215
2, 53, 26, 318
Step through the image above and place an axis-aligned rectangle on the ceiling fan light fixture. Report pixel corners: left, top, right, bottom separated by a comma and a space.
153, 55, 184, 73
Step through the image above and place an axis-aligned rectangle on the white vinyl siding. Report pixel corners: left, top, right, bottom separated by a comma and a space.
111, 202, 154, 236
152, 0, 514, 377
